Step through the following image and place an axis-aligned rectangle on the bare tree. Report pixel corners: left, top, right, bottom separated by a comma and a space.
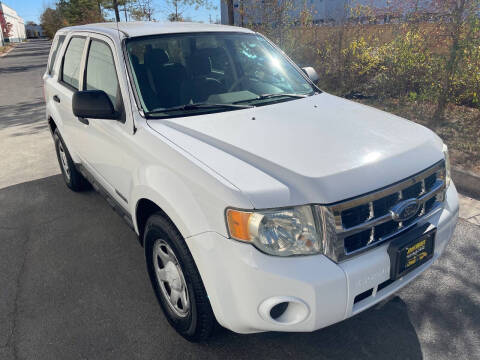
130, 0, 155, 21
432, 0, 472, 124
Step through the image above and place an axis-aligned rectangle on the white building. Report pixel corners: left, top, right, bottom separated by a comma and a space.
26, 23, 45, 38
220, 0, 432, 26
0, 2, 26, 43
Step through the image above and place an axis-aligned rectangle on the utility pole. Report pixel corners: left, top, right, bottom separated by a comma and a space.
226, 0, 234, 25
240, 0, 244, 27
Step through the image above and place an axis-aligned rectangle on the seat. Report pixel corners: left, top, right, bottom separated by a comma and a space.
130, 53, 157, 111
143, 48, 187, 109
143, 48, 171, 109
183, 51, 226, 103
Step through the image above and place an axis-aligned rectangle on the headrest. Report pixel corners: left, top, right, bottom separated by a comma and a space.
145, 48, 169, 66
190, 52, 212, 77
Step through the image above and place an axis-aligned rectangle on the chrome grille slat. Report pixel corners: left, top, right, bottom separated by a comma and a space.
337, 179, 445, 238
317, 160, 447, 262
342, 202, 443, 258
328, 162, 443, 212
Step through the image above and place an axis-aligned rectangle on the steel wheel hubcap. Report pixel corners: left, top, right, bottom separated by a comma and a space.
58, 142, 71, 181
153, 239, 190, 317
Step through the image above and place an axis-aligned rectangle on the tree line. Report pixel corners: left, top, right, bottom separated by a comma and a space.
232, 0, 480, 125
40, 0, 213, 38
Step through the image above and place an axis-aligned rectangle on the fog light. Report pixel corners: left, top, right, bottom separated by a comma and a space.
259, 296, 310, 325
270, 302, 289, 319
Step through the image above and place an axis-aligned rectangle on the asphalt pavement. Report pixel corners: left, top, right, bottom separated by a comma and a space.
0, 39, 479, 360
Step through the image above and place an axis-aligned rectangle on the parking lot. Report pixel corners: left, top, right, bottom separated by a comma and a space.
0, 40, 479, 360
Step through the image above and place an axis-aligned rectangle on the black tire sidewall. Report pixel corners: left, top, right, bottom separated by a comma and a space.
144, 216, 199, 337
53, 129, 88, 191
53, 130, 74, 188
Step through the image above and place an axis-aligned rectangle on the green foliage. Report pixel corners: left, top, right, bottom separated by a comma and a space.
375, 29, 436, 99
40, 7, 65, 39
57, 0, 104, 25
341, 36, 383, 93
41, 0, 104, 38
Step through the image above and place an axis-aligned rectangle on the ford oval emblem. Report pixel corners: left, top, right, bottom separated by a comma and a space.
390, 199, 420, 222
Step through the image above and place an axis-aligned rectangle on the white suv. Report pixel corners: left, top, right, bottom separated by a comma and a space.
43, 22, 459, 341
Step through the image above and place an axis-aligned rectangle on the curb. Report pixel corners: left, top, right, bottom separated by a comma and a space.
452, 167, 480, 200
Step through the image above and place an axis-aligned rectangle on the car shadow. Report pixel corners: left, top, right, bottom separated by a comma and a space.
0, 63, 46, 74
0, 175, 477, 359
4, 50, 51, 59
206, 296, 422, 359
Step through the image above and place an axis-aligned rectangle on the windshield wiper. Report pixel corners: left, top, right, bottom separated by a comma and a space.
258, 93, 309, 100
146, 102, 253, 117
234, 93, 309, 104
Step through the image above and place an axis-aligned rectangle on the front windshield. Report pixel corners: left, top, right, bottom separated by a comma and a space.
125, 32, 316, 118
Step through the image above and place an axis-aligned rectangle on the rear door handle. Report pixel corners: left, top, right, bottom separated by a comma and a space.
53, 95, 60, 103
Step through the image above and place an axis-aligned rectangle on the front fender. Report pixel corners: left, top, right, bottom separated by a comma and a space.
130, 184, 204, 239
129, 164, 252, 240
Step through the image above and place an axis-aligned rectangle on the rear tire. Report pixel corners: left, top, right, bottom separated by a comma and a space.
144, 214, 215, 342
53, 129, 89, 191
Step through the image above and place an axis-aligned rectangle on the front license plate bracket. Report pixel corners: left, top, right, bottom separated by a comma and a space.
387, 223, 436, 280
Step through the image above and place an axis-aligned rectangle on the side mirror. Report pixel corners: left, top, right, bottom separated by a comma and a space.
72, 90, 118, 120
302, 67, 319, 83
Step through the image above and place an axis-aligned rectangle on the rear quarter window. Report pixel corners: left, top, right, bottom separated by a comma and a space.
61, 37, 86, 89
48, 34, 66, 75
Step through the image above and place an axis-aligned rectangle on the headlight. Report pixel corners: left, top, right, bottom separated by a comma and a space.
226, 205, 321, 256
443, 144, 451, 188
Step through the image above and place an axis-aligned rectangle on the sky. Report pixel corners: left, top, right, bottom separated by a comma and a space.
6, 0, 221, 25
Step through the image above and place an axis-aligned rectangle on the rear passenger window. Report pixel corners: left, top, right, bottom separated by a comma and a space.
62, 37, 86, 89
85, 40, 120, 111
48, 35, 65, 75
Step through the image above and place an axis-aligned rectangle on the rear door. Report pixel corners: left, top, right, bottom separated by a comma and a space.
46, 33, 88, 157
44, 32, 66, 129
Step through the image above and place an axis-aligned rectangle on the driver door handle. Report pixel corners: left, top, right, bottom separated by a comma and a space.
53, 95, 60, 103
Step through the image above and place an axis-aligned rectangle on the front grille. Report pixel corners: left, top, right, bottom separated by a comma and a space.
316, 161, 447, 262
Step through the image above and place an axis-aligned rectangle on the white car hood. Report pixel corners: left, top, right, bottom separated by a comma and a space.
147, 93, 444, 208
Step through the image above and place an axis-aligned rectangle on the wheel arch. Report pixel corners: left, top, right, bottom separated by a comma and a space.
48, 116, 57, 134
135, 198, 181, 245
132, 186, 202, 247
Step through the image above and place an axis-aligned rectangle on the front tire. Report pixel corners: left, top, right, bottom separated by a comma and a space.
144, 214, 215, 342
53, 129, 89, 191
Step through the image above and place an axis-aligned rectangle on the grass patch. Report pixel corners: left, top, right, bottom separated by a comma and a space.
0, 44, 13, 54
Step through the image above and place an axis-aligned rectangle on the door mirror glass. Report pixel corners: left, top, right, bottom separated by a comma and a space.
302, 67, 319, 83
72, 90, 118, 119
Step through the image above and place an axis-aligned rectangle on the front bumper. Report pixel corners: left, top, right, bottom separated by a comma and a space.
187, 184, 459, 334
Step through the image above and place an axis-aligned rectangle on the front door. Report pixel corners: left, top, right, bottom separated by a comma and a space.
75, 34, 134, 209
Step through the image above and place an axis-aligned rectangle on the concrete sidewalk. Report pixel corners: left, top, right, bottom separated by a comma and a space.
459, 194, 480, 225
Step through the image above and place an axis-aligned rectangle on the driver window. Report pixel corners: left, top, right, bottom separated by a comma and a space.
85, 40, 121, 113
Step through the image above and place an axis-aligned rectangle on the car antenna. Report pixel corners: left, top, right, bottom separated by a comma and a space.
114, 17, 138, 134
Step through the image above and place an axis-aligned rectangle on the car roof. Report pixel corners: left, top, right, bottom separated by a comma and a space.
60, 21, 255, 39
